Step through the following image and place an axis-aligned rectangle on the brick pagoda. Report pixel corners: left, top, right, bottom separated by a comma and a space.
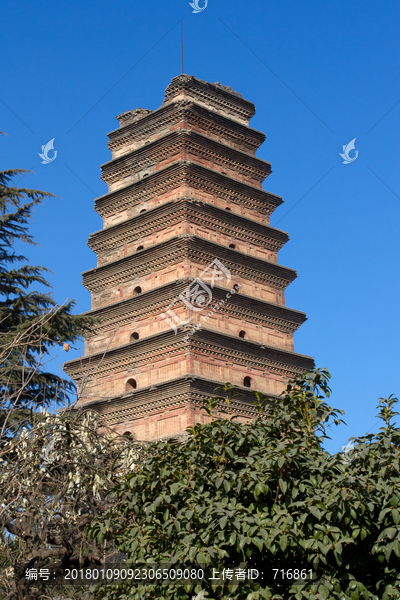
64, 75, 314, 441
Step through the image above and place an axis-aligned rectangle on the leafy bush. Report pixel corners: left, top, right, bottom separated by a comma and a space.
88, 369, 400, 600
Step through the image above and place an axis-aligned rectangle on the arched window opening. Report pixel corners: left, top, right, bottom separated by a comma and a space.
136, 245, 144, 251
130, 332, 139, 341
229, 243, 236, 249
123, 431, 133, 439
125, 378, 137, 391
239, 330, 246, 339
225, 207, 231, 211
140, 209, 146, 213
243, 376, 252, 388
133, 286, 142, 295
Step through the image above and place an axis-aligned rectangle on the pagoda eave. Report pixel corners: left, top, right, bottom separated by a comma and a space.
73, 375, 278, 440
100, 129, 272, 187
63, 327, 315, 382
94, 161, 283, 219
163, 74, 256, 124
81, 235, 297, 293
108, 100, 266, 157
80, 280, 307, 335
88, 198, 288, 256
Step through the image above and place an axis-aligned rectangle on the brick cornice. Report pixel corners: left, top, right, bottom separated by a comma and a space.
73, 375, 273, 428
64, 327, 314, 382
88, 198, 288, 256
107, 100, 265, 155
82, 235, 297, 293
94, 161, 283, 218
101, 130, 271, 186
82, 279, 306, 335
163, 75, 256, 124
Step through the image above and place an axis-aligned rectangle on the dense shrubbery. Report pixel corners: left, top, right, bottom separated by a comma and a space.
88, 370, 400, 600
0, 406, 148, 600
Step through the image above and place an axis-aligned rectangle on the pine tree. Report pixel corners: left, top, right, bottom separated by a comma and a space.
0, 168, 96, 423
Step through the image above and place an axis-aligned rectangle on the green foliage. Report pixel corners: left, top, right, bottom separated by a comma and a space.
0, 168, 96, 416
87, 370, 400, 600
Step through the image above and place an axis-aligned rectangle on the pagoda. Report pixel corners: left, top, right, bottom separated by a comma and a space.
64, 75, 314, 441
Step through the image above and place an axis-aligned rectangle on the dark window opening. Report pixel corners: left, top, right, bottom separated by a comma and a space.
239, 330, 246, 339
243, 376, 252, 388
130, 332, 139, 341
125, 378, 137, 391
229, 243, 236, 249
136, 245, 144, 251
133, 286, 142, 294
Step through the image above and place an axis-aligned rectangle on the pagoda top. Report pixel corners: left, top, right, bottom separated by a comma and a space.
163, 74, 256, 124
116, 75, 256, 129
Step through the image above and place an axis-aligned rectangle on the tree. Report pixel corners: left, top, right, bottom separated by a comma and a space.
0, 168, 96, 424
87, 370, 400, 600
0, 402, 148, 600
0, 239, 144, 600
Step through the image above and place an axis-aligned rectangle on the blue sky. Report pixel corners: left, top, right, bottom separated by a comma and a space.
1, 0, 399, 454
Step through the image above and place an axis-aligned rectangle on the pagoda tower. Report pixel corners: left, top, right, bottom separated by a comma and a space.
64, 75, 314, 441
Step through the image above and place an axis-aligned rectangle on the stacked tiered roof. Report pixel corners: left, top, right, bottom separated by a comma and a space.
64, 75, 314, 440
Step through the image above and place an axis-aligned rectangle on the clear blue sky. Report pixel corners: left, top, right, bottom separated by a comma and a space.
2, 0, 399, 455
